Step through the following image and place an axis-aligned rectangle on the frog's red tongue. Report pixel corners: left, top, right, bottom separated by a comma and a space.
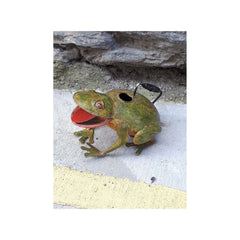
71, 106, 95, 123
71, 106, 112, 128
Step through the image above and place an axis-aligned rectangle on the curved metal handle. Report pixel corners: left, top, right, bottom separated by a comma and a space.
133, 82, 162, 104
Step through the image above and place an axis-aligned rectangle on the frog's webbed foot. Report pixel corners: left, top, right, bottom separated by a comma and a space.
74, 128, 94, 144
126, 139, 156, 156
81, 143, 104, 158
126, 142, 143, 155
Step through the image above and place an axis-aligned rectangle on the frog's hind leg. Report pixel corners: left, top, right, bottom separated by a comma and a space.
126, 128, 157, 155
126, 138, 156, 156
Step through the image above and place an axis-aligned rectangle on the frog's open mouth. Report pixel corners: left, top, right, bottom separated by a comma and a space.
71, 105, 112, 128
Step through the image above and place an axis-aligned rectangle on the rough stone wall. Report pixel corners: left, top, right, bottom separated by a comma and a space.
53, 31, 186, 103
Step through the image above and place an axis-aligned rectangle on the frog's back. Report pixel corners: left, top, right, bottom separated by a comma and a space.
106, 89, 161, 132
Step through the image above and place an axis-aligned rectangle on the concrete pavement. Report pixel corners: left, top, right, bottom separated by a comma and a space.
53, 89, 186, 208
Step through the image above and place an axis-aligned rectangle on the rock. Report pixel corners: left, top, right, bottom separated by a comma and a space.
54, 45, 81, 62
86, 46, 185, 68
53, 31, 187, 103
53, 31, 186, 68
54, 31, 115, 50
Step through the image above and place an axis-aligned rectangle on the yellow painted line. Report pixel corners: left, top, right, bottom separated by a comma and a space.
54, 165, 186, 209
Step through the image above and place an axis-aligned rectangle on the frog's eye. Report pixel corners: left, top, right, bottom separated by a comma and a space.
95, 101, 104, 109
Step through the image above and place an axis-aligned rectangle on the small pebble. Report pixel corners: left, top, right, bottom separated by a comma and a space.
151, 177, 156, 184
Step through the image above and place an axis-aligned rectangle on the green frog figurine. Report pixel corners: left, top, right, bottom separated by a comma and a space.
71, 83, 162, 157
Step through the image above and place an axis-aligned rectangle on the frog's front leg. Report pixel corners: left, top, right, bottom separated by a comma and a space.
81, 122, 128, 157
81, 143, 102, 157
74, 128, 94, 144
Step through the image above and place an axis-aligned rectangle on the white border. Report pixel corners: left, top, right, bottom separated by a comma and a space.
1, 0, 240, 239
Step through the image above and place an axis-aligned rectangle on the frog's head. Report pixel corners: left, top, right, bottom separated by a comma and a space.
71, 90, 113, 128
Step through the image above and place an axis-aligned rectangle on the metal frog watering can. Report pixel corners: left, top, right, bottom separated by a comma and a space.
71, 83, 162, 157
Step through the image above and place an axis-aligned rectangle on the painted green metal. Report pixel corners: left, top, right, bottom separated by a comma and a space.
71, 86, 162, 157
